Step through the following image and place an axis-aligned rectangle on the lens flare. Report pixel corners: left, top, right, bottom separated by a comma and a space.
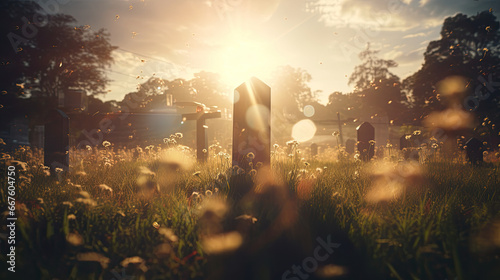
292, 119, 316, 142
303, 105, 315, 117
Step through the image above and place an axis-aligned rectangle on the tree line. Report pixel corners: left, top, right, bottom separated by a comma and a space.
1, 1, 499, 140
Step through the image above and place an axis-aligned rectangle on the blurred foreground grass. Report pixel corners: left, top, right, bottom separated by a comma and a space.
0, 143, 499, 280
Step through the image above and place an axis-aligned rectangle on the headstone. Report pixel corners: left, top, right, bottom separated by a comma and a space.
345, 139, 355, 154
465, 137, 483, 165
310, 143, 318, 157
32, 125, 45, 149
232, 77, 271, 168
356, 122, 375, 161
44, 109, 70, 173
400, 134, 410, 150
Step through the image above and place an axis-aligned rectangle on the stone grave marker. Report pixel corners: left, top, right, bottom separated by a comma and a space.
44, 109, 70, 173
232, 77, 271, 169
356, 122, 375, 161
310, 143, 318, 157
345, 139, 355, 154
182, 105, 221, 162
400, 134, 410, 150
465, 137, 483, 165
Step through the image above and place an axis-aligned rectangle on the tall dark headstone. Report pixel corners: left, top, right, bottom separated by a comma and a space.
356, 122, 375, 161
345, 139, 355, 154
310, 143, 318, 157
232, 77, 271, 168
44, 109, 70, 173
400, 134, 410, 150
465, 137, 483, 165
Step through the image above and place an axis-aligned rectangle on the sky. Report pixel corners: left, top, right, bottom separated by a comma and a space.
56, 0, 500, 104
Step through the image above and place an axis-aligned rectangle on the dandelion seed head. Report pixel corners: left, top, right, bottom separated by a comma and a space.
77, 252, 110, 269
66, 233, 83, 246
202, 231, 243, 255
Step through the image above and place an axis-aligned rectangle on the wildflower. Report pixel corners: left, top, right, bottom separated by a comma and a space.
175, 132, 183, 139
97, 184, 113, 194
431, 143, 438, 149
202, 231, 243, 255
273, 144, 279, 149
423, 108, 473, 130
75, 198, 96, 207
76, 252, 110, 269
153, 222, 160, 229
120, 256, 147, 272
55, 167, 63, 173
235, 214, 258, 224
246, 152, 255, 160
304, 162, 310, 167
413, 130, 421, 136
67, 214, 76, 220
193, 171, 201, 177
248, 169, 257, 176
332, 131, 340, 137
369, 140, 376, 145
66, 233, 83, 246
255, 162, 263, 169
316, 265, 347, 278
202, 149, 207, 153
158, 228, 178, 242
138, 166, 155, 176
62, 201, 73, 208
205, 190, 213, 196
102, 141, 111, 147
237, 168, 245, 175
75, 171, 87, 177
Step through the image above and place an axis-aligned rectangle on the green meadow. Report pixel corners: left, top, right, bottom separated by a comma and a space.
1, 141, 499, 280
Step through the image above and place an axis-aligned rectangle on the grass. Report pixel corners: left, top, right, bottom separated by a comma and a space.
0, 143, 499, 280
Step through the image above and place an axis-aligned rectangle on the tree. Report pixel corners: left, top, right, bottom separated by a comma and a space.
190, 71, 230, 108
0, 1, 116, 102
270, 65, 316, 118
348, 44, 407, 123
404, 10, 500, 124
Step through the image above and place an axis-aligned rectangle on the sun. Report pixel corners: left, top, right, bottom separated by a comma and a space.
215, 37, 277, 89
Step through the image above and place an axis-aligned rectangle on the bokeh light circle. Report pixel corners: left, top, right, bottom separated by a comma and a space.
303, 105, 315, 117
292, 119, 317, 142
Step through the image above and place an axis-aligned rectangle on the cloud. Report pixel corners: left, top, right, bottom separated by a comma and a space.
390, 46, 427, 64
403, 32, 426, 39
308, 0, 500, 31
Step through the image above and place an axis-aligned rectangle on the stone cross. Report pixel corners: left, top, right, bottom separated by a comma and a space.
182, 106, 221, 162
44, 109, 70, 173
356, 122, 375, 161
232, 77, 271, 169
465, 137, 483, 165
